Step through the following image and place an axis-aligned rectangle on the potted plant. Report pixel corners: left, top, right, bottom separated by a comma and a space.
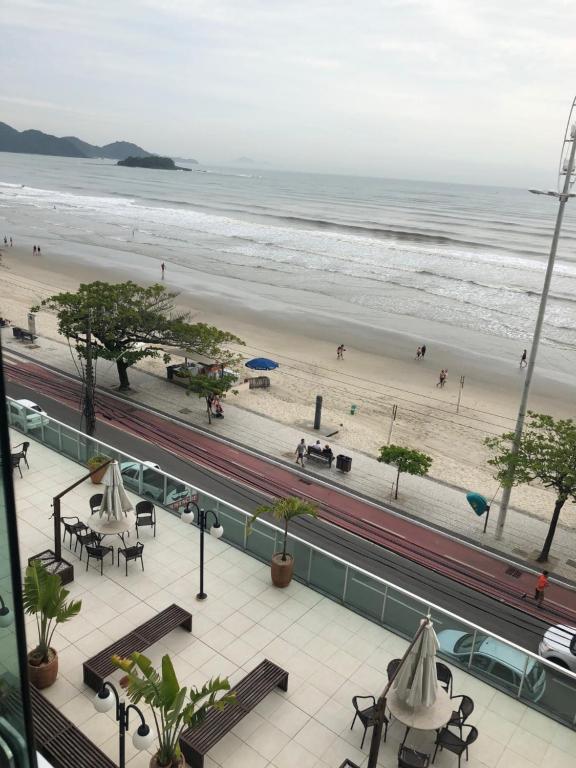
22, 560, 82, 689
247, 496, 317, 587
113, 652, 235, 768
86, 454, 111, 484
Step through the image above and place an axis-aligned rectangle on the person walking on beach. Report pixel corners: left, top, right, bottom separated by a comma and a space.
33, 245, 37, 255
161, 262, 165, 279
3, 237, 6, 246
416, 346, 422, 360
436, 369, 447, 388
421, 344, 427, 359
520, 349, 527, 368
9, 237, 12, 247
522, 570, 549, 607
295, 438, 307, 467
337, 344, 346, 360
37, 246, 41, 255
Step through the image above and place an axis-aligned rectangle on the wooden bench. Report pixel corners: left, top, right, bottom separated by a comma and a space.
179, 659, 288, 768
31, 685, 116, 768
12, 326, 37, 343
307, 446, 334, 468
83, 603, 192, 691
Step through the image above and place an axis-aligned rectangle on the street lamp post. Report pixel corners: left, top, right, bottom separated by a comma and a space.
496, 99, 576, 540
94, 681, 154, 768
181, 502, 224, 600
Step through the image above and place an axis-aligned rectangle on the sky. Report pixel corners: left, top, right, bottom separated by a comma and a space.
2, 0, 576, 186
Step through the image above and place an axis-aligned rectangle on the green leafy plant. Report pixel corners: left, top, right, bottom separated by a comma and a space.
23, 560, 82, 665
485, 412, 576, 562
377, 444, 433, 499
247, 496, 318, 561
86, 454, 111, 470
113, 652, 235, 767
185, 371, 239, 424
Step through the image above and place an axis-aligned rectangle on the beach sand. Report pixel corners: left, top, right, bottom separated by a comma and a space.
1, 243, 574, 527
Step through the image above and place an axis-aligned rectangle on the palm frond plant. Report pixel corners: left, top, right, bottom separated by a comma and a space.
113, 652, 235, 767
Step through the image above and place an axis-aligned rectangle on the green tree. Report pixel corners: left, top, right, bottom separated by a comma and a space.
183, 371, 239, 424
35, 281, 243, 390
485, 412, 576, 562
377, 444, 433, 499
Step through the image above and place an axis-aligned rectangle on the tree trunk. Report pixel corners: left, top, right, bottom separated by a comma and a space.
116, 358, 131, 390
282, 518, 288, 561
537, 496, 567, 562
395, 468, 400, 499
205, 398, 212, 424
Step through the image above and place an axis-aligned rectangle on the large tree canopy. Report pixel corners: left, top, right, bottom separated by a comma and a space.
35, 281, 243, 389
485, 412, 576, 562
377, 444, 432, 499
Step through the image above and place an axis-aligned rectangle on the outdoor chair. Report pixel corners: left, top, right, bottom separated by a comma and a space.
75, 530, 100, 560
61, 516, 88, 550
85, 544, 114, 575
12, 441, 30, 469
135, 500, 156, 538
89, 493, 103, 515
387, 658, 402, 682
436, 662, 453, 695
351, 695, 388, 749
11, 454, 23, 478
398, 746, 430, 768
432, 725, 478, 768
446, 695, 474, 737
118, 541, 144, 576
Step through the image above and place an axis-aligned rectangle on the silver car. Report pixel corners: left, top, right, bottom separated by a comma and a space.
538, 625, 576, 672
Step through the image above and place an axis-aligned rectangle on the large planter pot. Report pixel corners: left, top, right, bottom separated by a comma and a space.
149, 755, 185, 768
88, 465, 108, 484
28, 649, 58, 689
271, 553, 294, 588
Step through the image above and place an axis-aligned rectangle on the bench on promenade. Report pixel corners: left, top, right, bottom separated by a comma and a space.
31, 685, 116, 768
12, 326, 37, 343
83, 603, 192, 691
306, 446, 334, 468
179, 659, 289, 768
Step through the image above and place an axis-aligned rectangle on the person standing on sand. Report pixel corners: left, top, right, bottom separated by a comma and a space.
416, 346, 422, 360
295, 438, 307, 467
37, 246, 41, 255
33, 246, 37, 255
161, 262, 165, 279
520, 349, 527, 368
9, 237, 12, 247
522, 570, 549, 607
436, 369, 447, 388
421, 344, 427, 359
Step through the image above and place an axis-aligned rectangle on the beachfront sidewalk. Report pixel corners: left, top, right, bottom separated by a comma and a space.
4, 329, 576, 581
11, 430, 576, 768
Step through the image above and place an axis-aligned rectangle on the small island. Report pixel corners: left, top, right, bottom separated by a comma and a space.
117, 155, 191, 171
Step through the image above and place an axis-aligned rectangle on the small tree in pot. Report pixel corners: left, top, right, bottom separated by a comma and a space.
86, 454, 111, 483
113, 651, 235, 768
247, 496, 318, 587
23, 560, 82, 689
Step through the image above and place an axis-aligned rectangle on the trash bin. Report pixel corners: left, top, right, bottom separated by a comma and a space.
350, 404, 357, 415
336, 454, 352, 472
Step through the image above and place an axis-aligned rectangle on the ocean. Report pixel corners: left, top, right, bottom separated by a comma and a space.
1, 152, 576, 352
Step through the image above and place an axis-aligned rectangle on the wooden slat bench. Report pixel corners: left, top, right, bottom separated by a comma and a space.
83, 603, 192, 691
31, 686, 116, 768
179, 659, 288, 768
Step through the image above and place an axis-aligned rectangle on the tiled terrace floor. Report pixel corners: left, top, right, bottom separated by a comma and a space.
11, 431, 576, 768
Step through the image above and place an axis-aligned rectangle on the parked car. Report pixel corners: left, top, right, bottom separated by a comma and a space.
120, 460, 192, 511
437, 629, 546, 702
539, 624, 576, 672
8, 399, 49, 430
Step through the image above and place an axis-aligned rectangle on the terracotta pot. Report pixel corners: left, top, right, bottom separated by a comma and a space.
149, 755, 185, 768
28, 648, 58, 689
88, 464, 108, 484
271, 553, 294, 587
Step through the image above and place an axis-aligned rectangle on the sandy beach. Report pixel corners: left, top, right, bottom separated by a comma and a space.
1, 241, 574, 529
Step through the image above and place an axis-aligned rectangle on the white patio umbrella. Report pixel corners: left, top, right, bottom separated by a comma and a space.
392, 617, 440, 708
99, 461, 134, 521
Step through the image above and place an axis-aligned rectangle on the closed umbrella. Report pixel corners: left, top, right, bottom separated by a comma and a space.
392, 618, 439, 708
245, 358, 279, 371
99, 461, 134, 521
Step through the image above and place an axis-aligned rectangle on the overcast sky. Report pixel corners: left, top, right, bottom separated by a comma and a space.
2, 0, 576, 185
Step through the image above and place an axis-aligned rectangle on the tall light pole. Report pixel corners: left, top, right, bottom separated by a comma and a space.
83, 310, 96, 436
181, 502, 224, 599
496, 99, 576, 540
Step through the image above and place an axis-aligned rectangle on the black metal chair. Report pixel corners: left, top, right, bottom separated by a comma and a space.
436, 662, 453, 695
12, 441, 30, 469
446, 695, 474, 737
432, 725, 478, 768
135, 500, 156, 538
89, 493, 103, 515
399, 746, 430, 768
387, 658, 402, 682
61, 516, 88, 549
75, 530, 99, 560
11, 454, 23, 478
85, 544, 114, 575
351, 696, 388, 749
117, 541, 144, 576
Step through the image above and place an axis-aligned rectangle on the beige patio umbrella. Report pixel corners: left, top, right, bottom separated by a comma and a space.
392, 617, 440, 708
99, 461, 134, 521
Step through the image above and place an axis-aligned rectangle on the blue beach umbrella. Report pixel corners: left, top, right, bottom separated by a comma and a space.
245, 358, 279, 371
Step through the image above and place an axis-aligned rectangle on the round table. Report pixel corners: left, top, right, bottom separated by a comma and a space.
86, 510, 136, 543
387, 687, 453, 745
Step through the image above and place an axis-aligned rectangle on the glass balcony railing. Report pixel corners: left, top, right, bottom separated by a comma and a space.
7, 398, 576, 730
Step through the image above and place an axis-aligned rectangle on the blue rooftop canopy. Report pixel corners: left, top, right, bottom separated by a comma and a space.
245, 358, 279, 371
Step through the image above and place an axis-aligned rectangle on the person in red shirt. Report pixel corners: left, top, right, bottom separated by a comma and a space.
522, 570, 549, 607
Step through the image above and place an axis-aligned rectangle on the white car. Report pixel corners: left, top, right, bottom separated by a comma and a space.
8, 399, 49, 430
539, 625, 576, 672
120, 460, 192, 511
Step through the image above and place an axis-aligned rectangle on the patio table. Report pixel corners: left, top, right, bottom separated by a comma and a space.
387, 687, 453, 746
85, 510, 136, 545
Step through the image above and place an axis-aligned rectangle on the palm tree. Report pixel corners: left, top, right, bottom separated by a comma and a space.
248, 496, 318, 562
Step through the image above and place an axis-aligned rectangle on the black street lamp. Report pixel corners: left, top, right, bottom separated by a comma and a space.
94, 681, 154, 768
181, 502, 224, 600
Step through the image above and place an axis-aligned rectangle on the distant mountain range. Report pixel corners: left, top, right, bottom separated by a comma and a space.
0, 121, 156, 160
